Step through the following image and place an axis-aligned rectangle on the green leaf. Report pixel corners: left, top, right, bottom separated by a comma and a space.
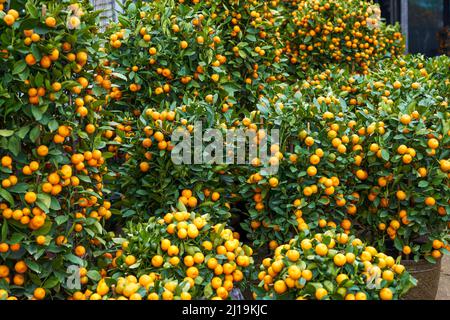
55, 216, 68, 225
48, 120, 59, 132
92, 221, 104, 234
29, 125, 41, 143
87, 270, 102, 281
122, 209, 136, 218
9, 232, 25, 243
0, 130, 14, 137
424, 255, 436, 264
50, 197, 61, 211
34, 72, 44, 88
203, 283, 213, 298
12, 60, 27, 75
7, 136, 20, 156
111, 72, 127, 81
31, 106, 44, 121
0, 188, 14, 206
16, 126, 30, 139
1, 221, 8, 242
25, 2, 39, 19
36, 193, 51, 212
381, 149, 390, 161
25, 259, 41, 274
418, 181, 429, 188
177, 200, 187, 212
43, 276, 60, 289
65, 254, 84, 265
394, 237, 403, 251
7, 183, 28, 193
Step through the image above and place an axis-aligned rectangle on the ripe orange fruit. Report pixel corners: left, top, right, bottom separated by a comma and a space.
393, 81, 402, 89
355, 292, 367, 300
271, 260, 284, 273
14, 260, 28, 274
432, 250, 442, 259
287, 265, 301, 280
333, 253, 346, 267
161, 239, 171, 251
50, 49, 59, 61
382, 270, 394, 282
151, 255, 163, 267
336, 273, 348, 285
193, 252, 204, 264
402, 245, 411, 255
402, 154, 412, 164
439, 160, 450, 172
211, 192, 220, 201
427, 138, 439, 149
36, 145, 49, 157
75, 245, 86, 257
180, 40, 188, 49
36, 235, 46, 245
356, 169, 368, 180
1, 155, 12, 167
44, 16, 56, 27
286, 249, 300, 262
139, 162, 150, 172
425, 197, 436, 206
0, 243, 9, 253
25, 53, 37, 65
302, 269, 313, 281
187, 196, 197, 208
29, 161, 39, 171
24, 191, 37, 204
186, 266, 199, 279
418, 167, 427, 177
40, 55, 52, 68
274, 280, 287, 294
125, 255, 136, 266
360, 250, 372, 262
85, 124, 96, 134
4, 14, 15, 26
315, 288, 328, 300
33, 288, 46, 300
396, 190, 407, 201
432, 240, 443, 250
307, 166, 317, 176
411, 82, 421, 90
269, 177, 279, 188
315, 243, 328, 256
305, 136, 314, 146
379, 288, 393, 300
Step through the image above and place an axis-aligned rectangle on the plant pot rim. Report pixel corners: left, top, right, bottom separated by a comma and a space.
402, 258, 442, 274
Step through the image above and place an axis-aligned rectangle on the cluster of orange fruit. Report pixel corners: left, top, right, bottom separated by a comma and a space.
2, 8, 18, 26
0, 0, 116, 300
66, 208, 254, 300
282, 0, 404, 73
255, 229, 415, 300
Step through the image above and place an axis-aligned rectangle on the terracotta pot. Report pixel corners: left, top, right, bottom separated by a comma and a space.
402, 258, 442, 300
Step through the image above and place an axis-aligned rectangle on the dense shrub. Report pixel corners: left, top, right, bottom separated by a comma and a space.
281, 0, 404, 74
0, 0, 448, 301
254, 229, 416, 300
0, 0, 112, 299
68, 203, 254, 300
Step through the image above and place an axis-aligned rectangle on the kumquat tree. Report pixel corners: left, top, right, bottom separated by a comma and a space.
0, 0, 449, 303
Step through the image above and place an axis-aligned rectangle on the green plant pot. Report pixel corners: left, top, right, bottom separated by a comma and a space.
402, 258, 442, 300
